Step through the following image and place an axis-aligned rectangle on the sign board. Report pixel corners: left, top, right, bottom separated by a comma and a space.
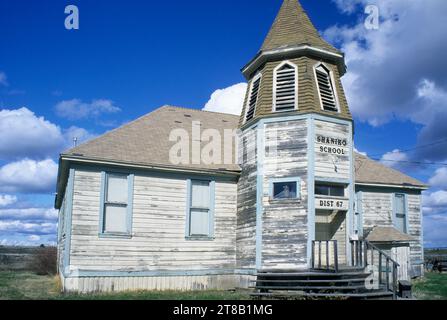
315, 197, 349, 211
316, 134, 349, 156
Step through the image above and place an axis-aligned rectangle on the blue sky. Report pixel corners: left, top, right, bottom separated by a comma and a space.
1, 0, 446, 247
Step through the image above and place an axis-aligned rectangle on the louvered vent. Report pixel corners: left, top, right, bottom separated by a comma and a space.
316, 66, 338, 111
275, 64, 296, 111
245, 76, 261, 122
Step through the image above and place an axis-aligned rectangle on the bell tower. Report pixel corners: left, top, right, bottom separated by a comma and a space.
236, 0, 355, 271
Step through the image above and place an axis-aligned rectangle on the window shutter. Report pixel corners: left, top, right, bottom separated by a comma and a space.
275, 64, 296, 111
245, 76, 261, 122
316, 66, 338, 111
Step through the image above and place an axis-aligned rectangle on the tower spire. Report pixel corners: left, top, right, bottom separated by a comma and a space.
261, 0, 340, 55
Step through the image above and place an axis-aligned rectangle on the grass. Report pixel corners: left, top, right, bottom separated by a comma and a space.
0, 271, 251, 300
413, 272, 447, 300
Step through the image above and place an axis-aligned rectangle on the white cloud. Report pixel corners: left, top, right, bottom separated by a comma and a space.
0, 207, 58, 221
0, 159, 58, 194
0, 107, 95, 160
0, 71, 8, 86
429, 168, 447, 189
0, 108, 65, 160
380, 149, 408, 169
325, 0, 447, 161
0, 195, 18, 207
203, 83, 247, 115
0, 220, 57, 235
55, 99, 121, 120
423, 190, 447, 209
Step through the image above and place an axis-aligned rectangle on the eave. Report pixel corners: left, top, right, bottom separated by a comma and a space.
241, 45, 346, 80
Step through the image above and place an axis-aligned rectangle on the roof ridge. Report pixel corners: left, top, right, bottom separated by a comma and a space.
161, 105, 240, 118
355, 152, 427, 187
62, 106, 166, 155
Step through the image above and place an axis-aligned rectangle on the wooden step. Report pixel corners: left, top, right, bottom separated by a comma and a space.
253, 285, 368, 291
252, 278, 369, 284
251, 291, 394, 300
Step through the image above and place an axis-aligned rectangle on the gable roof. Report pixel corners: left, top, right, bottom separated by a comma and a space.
62, 106, 241, 173
61, 106, 426, 190
355, 153, 427, 189
261, 0, 341, 55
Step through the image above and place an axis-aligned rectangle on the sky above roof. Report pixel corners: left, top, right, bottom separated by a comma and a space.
0, 0, 446, 247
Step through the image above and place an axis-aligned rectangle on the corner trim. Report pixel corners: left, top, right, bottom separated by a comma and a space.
256, 122, 265, 270
307, 116, 316, 267
62, 168, 75, 276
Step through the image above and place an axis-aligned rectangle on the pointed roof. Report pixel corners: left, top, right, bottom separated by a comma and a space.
261, 0, 341, 55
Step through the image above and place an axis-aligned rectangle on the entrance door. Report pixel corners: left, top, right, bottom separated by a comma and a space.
315, 210, 347, 266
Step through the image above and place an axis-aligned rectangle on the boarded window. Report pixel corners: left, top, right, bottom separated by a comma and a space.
394, 194, 407, 233
245, 75, 261, 122
315, 65, 338, 112
274, 63, 297, 112
188, 180, 214, 238
103, 174, 130, 234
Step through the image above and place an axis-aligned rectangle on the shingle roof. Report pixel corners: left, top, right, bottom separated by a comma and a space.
62, 106, 241, 173
366, 226, 416, 243
261, 0, 341, 55
355, 153, 427, 188
63, 106, 426, 189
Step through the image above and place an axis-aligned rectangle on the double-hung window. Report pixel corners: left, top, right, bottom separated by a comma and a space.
394, 194, 408, 234
100, 173, 134, 237
186, 180, 215, 239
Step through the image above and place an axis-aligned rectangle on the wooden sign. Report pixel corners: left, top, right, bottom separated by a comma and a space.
315, 197, 349, 211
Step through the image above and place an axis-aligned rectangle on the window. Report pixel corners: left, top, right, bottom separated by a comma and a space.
245, 74, 261, 122
270, 178, 301, 200
186, 180, 215, 239
100, 173, 134, 236
315, 64, 338, 112
315, 184, 345, 197
394, 194, 407, 233
274, 62, 298, 112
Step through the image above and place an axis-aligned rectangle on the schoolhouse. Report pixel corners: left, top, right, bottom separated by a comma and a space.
55, 0, 427, 298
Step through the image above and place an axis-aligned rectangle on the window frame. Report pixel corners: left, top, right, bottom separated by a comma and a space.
273, 61, 299, 113
393, 193, 409, 234
244, 73, 262, 123
99, 172, 134, 238
314, 63, 341, 113
185, 179, 216, 240
315, 183, 346, 198
269, 177, 301, 201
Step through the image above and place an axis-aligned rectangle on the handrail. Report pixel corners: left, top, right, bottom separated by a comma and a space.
365, 240, 400, 267
350, 239, 400, 300
311, 240, 339, 273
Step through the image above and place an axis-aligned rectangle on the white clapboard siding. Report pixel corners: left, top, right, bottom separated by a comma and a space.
361, 191, 394, 228
236, 127, 258, 270
69, 170, 237, 272
262, 120, 309, 269
314, 120, 351, 180
64, 274, 255, 293
360, 190, 424, 276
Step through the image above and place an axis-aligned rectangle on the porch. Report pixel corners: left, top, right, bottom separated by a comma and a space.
252, 239, 401, 300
